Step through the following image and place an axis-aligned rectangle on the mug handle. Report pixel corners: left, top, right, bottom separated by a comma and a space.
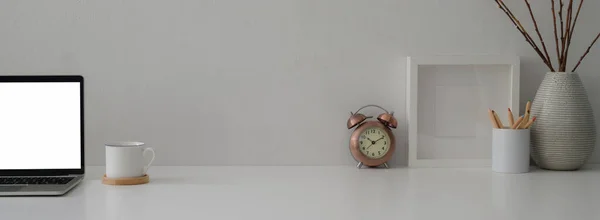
142, 147, 155, 175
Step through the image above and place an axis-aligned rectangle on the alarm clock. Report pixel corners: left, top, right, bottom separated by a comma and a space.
346, 105, 397, 169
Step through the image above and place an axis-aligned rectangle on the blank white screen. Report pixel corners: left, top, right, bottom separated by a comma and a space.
0, 82, 81, 169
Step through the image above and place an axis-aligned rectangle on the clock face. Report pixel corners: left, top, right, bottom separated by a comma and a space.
358, 126, 391, 159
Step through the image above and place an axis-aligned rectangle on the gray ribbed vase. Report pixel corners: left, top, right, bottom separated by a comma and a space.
530, 72, 596, 171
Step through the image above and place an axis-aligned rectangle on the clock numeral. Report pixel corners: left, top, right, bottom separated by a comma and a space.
360, 141, 363, 145
362, 147, 365, 150
378, 131, 381, 134
382, 147, 385, 150
384, 141, 387, 145
378, 151, 381, 155
366, 151, 369, 155
361, 135, 366, 139
371, 153, 375, 156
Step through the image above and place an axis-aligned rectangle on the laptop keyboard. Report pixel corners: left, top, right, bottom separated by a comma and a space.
0, 177, 74, 185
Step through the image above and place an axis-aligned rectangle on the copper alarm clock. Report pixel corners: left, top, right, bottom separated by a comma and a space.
346, 105, 397, 169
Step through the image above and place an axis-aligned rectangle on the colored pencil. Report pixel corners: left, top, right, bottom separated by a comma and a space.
493, 110, 504, 128
488, 109, 500, 129
508, 108, 515, 126
512, 116, 525, 129
519, 101, 531, 129
524, 116, 537, 129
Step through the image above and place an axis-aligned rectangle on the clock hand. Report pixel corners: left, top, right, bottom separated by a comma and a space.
368, 136, 385, 149
367, 137, 375, 142
367, 139, 377, 149
368, 136, 386, 150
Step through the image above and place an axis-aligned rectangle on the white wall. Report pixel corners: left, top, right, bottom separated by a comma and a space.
1, 0, 599, 166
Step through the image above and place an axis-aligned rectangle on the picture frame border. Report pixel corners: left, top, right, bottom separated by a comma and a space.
406, 55, 520, 167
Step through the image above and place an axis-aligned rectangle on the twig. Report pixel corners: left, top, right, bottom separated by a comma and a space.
572, 33, 600, 72
552, 0, 561, 66
496, 0, 533, 43
525, 0, 554, 71
564, 0, 584, 71
495, 2, 526, 36
504, 2, 538, 52
567, 0, 584, 42
559, 0, 565, 69
560, 0, 574, 71
495, 0, 553, 70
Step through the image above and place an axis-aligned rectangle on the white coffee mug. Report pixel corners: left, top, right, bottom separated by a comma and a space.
105, 142, 155, 178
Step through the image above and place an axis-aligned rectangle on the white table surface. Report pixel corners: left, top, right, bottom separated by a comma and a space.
1, 165, 600, 220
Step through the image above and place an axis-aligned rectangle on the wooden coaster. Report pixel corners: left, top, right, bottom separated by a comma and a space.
102, 174, 149, 185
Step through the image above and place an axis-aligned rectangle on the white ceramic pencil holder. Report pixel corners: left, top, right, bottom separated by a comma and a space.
492, 128, 530, 173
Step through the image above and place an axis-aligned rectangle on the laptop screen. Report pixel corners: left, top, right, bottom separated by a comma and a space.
0, 82, 81, 170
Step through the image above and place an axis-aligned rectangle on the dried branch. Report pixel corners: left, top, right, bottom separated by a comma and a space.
560, 0, 574, 71
495, 0, 553, 70
568, 0, 583, 43
525, 0, 554, 71
552, 0, 561, 66
493, 0, 594, 72
559, 0, 565, 69
497, 0, 533, 43
572, 33, 600, 72
564, 0, 584, 70
494, 1, 530, 43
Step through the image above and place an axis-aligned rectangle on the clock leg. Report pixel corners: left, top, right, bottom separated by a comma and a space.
383, 163, 389, 169
356, 162, 363, 169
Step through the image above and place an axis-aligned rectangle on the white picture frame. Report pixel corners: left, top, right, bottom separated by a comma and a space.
406, 55, 520, 167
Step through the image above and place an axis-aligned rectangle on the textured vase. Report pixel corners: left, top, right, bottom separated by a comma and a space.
530, 72, 596, 170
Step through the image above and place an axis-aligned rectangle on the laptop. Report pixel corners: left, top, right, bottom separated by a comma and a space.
0, 75, 84, 196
